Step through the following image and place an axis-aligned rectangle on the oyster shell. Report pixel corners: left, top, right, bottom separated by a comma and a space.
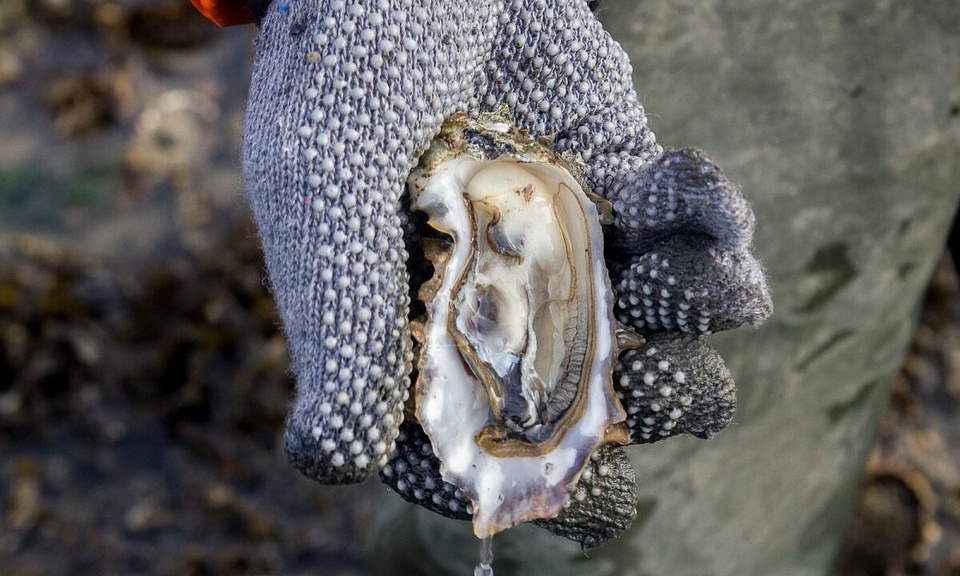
407, 111, 628, 538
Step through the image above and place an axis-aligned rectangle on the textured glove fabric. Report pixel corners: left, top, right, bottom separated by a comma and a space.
242, 0, 771, 545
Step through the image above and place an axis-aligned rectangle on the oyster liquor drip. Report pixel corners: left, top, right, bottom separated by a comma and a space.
407, 112, 637, 538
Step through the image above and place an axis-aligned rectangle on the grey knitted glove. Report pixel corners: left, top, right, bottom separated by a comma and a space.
242, 0, 771, 547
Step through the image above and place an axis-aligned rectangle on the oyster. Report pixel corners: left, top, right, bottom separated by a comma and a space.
407, 111, 632, 538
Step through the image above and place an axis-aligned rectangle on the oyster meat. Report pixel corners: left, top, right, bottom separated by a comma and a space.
408, 112, 628, 538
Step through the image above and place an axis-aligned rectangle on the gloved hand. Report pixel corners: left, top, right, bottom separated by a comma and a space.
241, 0, 771, 548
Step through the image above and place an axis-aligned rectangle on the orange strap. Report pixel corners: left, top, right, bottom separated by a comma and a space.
189, 0, 253, 26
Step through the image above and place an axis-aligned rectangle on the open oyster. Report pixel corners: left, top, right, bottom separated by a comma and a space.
407, 111, 632, 538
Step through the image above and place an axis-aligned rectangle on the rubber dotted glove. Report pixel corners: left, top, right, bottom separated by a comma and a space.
241, 0, 771, 548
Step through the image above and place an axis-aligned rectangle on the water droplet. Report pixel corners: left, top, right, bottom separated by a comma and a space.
473, 536, 494, 576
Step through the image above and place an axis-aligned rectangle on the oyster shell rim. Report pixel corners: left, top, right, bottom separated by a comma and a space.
407, 111, 629, 538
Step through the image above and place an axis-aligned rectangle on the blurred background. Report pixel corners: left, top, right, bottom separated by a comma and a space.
0, 1, 958, 575
0, 2, 381, 575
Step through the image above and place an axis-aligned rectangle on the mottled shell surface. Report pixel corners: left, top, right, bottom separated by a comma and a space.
407, 111, 628, 537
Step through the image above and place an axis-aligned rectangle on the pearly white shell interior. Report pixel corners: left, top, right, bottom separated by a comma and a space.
410, 154, 624, 538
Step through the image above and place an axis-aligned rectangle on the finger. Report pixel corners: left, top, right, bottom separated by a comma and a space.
533, 444, 638, 549
486, 0, 658, 159
379, 421, 474, 521
611, 234, 772, 336
597, 148, 758, 255
510, 8, 754, 254
510, 4, 756, 256
614, 332, 736, 444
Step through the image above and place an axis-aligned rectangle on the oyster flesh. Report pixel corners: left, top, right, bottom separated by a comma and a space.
407, 112, 629, 538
